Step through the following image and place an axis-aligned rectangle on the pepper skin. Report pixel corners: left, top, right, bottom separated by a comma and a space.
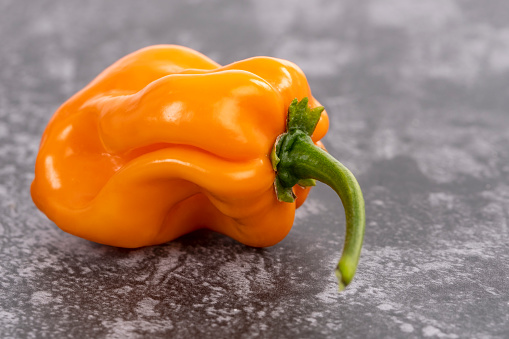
31, 45, 365, 289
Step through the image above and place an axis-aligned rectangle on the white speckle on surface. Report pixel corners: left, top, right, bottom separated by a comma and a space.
315, 253, 345, 303
429, 193, 455, 209
295, 199, 327, 220
80, 266, 92, 274
306, 317, 318, 326
325, 322, 342, 331
315, 279, 340, 304
103, 319, 174, 339
422, 325, 459, 338
310, 311, 322, 318
116, 250, 148, 268
270, 306, 284, 318
400, 323, 414, 333
113, 286, 133, 294
216, 315, 232, 323
0, 310, 19, 325
135, 298, 160, 317
420, 262, 453, 271
152, 246, 184, 284
218, 255, 265, 296
422, 325, 442, 337
378, 303, 394, 311
30, 291, 60, 306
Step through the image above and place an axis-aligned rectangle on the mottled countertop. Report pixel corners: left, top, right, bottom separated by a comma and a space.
1, 0, 508, 338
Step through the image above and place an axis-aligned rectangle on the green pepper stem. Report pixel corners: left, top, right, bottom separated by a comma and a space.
289, 135, 365, 290
271, 97, 365, 291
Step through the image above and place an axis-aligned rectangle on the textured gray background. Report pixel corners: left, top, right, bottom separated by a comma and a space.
1, 0, 509, 338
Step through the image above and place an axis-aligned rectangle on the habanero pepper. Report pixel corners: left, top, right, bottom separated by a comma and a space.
31, 45, 365, 290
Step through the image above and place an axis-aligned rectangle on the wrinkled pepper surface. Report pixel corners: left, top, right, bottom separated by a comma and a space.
31, 45, 365, 289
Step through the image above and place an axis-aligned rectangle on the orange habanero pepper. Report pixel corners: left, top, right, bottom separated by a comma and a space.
31, 45, 365, 289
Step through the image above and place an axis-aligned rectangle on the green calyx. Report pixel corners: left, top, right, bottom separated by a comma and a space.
271, 98, 324, 202
270, 97, 366, 291
287, 97, 325, 135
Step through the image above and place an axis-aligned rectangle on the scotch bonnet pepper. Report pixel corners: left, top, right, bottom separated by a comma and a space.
31, 45, 365, 290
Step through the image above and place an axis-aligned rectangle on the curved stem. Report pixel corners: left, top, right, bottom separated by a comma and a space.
272, 97, 365, 291
286, 134, 365, 290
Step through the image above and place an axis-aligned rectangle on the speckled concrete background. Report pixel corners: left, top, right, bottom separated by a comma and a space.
1, 0, 508, 338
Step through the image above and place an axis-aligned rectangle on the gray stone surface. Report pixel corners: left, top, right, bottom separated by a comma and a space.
1, 0, 508, 338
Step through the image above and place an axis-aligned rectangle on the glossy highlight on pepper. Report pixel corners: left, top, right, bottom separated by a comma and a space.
31, 45, 365, 289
